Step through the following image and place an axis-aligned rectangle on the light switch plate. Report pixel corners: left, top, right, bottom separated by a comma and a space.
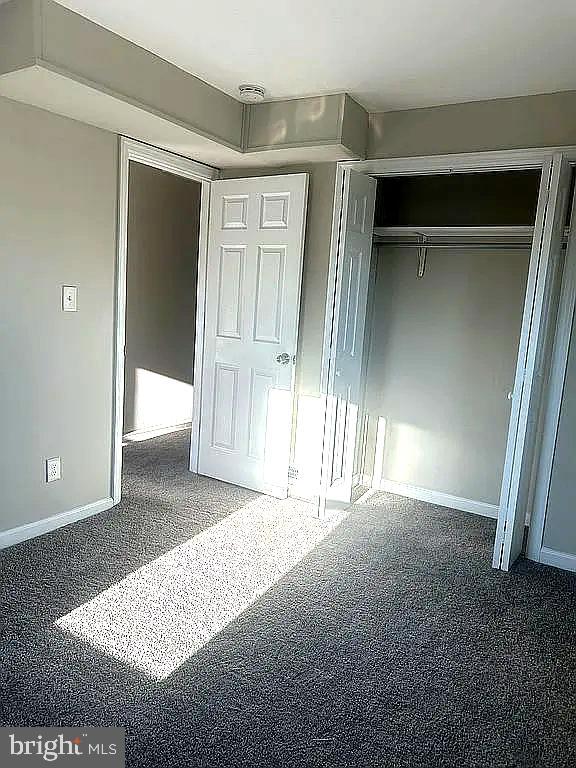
62, 285, 78, 312
46, 457, 61, 483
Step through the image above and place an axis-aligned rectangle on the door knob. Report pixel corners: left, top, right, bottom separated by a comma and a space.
276, 352, 291, 365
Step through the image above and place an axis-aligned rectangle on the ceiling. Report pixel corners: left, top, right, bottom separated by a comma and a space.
54, 0, 576, 112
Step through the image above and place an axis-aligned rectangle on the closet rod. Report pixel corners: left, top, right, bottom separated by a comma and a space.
375, 241, 537, 250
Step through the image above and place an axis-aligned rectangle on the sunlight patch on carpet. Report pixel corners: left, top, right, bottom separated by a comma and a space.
55, 496, 347, 679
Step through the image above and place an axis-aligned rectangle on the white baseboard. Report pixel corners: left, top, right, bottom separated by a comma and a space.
538, 547, 576, 573
0, 497, 115, 550
377, 478, 499, 519
288, 481, 320, 504
123, 422, 191, 442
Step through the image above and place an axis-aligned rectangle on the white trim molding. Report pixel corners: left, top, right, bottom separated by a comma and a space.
377, 479, 499, 519
526, 183, 576, 562
119, 138, 219, 182
0, 498, 114, 551
539, 547, 576, 573
113, 137, 217, 502
188, 179, 211, 474
288, 484, 319, 504
341, 146, 576, 176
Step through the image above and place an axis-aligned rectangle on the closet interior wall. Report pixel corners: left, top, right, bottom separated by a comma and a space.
358, 170, 542, 514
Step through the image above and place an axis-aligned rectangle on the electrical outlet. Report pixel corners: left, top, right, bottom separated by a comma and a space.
46, 457, 61, 483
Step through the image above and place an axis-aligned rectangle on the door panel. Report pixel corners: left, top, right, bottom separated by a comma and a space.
254, 247, 285, 342
216, 247, 244, 338
198, 174, 308, 497
493, 155, 572, 570
211, 363, 239, 451
324, 170, 377, 507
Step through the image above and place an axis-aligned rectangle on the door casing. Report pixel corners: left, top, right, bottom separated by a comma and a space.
112, 137, 217, 504
525, 166, 576, 568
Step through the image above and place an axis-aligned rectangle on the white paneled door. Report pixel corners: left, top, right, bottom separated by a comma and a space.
323, 169, 376, 508
198, 174, 308, 497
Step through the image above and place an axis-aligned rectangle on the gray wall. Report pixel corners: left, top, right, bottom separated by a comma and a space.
543, 307, 576, 553
247, 95, 344, 150
364, 246, 530, 504
0, 95, 117, 531
246, 94, 367, 157
124, 162, 200, 434
369, 91, 576, 159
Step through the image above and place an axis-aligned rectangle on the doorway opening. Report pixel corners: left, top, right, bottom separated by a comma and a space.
320, 154, 575, 571
362, 170, 540, 520
122, 161, 201, 450
118, 158, 202, 515
112, 139, 216, 503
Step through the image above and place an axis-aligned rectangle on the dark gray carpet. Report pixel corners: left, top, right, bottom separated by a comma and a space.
1, 430, 576, 767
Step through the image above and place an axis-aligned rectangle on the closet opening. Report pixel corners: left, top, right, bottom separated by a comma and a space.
321, 158, 574, 571
359, 169, 541, 522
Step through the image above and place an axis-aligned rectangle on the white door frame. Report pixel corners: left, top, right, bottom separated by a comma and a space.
112, 137, 218, 503
526, 175, 576, 567
319, 146, 576, 570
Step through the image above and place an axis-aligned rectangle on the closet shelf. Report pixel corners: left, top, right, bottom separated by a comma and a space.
373, 226, 536, 239
373, 225, 571, 250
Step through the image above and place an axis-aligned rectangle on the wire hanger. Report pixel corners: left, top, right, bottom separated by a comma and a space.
417, 235, 427, 279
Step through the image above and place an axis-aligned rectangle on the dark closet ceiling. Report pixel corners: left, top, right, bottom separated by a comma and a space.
374, 170, 542, 228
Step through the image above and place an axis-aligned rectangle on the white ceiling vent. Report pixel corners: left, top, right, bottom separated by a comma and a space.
238, 84, 266, 103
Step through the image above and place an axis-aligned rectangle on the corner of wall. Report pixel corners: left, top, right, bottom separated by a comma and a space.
240, 102, 250, 152
0, 0, 39, 75
340, 94, 369, 159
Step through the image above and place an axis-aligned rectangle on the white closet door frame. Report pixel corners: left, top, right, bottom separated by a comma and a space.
319, 148, 576, 572
112, 137, 218, 504
526, 165, 576, 564
493, 154, 571, 570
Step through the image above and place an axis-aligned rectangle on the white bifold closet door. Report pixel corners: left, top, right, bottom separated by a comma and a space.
493, 155, 572, 570
322, 169, 377, 509
198, 174, 308, 498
